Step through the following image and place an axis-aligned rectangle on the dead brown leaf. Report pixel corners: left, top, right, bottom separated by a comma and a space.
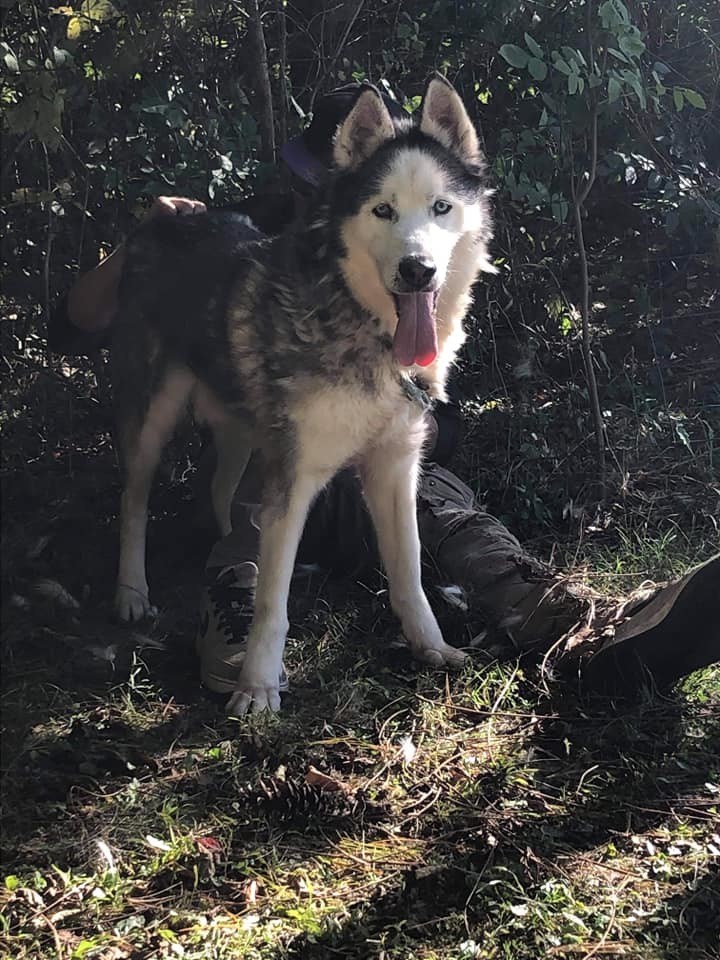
306, 766, 347, 793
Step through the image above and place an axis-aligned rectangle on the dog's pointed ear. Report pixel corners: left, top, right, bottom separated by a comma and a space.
420, 74, 480, 163
333, 86, 395, 170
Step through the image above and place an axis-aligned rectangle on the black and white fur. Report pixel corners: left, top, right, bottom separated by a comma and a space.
112, 75, 494, 713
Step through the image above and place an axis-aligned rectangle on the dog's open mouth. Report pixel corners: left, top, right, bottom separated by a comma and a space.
392, 291, 438, 368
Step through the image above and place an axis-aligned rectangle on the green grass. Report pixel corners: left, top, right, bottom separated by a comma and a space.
1, 319, 718, 958
2, 569, 718, 960
565, 524, 717, 596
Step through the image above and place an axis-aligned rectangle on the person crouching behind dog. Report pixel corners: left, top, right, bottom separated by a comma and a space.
48, 84, 719, 701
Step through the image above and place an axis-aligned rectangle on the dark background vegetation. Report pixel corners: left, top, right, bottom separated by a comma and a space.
2, 0, 718, 551
1, 2, 719, 958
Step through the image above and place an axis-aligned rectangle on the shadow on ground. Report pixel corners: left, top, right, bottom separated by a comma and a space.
2, 348, 718, 958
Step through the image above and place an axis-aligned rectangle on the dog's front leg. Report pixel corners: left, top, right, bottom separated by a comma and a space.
225, 471, 323, 715
361, 445, 466, 668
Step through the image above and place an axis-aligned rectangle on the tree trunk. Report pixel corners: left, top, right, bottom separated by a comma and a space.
247, 0, 276, 164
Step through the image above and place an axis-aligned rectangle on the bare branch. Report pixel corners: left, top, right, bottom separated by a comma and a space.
277, 0, 288, 148
577, 104, 598, 207
310, 0, 366, 109
246, 0, 276, 163
570, 0, 606, 490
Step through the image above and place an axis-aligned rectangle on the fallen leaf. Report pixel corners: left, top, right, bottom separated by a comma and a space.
57, 928, 80, 944
89, 644, 118, 665
306, 766, 346, 792
291, 874, 310, 895
95, 839, 117, 873
99, 944, 133, 958
196, 836, 223, 854
21, 888, 46, 909
145, 835, 171, 852
399, 736, 417, 764
50, 907, 81, 924
243, 878, 258, 903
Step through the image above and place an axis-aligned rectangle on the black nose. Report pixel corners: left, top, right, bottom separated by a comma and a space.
399, 257, 437, 290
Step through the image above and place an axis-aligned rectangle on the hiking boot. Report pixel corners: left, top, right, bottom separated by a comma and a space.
196, 566, 289, 694
583, 553, 720, 690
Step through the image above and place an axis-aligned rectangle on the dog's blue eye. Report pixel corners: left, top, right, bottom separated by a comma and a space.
372, 203, 394, 220
433, 200, 452, 215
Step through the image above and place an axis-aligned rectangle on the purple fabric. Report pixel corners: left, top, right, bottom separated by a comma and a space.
280, 136, 327, 186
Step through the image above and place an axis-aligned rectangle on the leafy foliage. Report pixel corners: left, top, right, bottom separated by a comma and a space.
495, 0, 714, 235
1, 6, 719, 956
1, 0, 718, 519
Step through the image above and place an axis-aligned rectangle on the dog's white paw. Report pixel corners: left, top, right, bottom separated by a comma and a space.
395, 600, 467, 670
115, 584, 156, 622
410, 639, 467, 669
225, 649, 286, 715
226, 683, 281, 716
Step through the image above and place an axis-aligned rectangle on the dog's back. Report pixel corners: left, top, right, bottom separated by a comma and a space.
119, 211, 264, 348
113, 212, 269, 420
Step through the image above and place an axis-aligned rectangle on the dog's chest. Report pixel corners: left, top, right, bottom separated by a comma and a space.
289, 371, 425, 473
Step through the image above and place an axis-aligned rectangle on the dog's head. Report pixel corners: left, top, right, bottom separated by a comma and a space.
331, 75, 493, 369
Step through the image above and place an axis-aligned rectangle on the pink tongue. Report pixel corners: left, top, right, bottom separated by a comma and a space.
393, 292, 438, 367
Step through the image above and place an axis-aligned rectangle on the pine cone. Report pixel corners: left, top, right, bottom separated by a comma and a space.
237, 776, 384, 826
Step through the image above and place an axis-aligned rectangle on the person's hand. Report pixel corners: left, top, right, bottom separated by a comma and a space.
147, 196, 207, 219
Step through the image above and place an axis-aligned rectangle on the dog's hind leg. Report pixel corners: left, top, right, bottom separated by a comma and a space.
210, 419, 253, 538
360, 442, 466, 669
115, 366, 195, 621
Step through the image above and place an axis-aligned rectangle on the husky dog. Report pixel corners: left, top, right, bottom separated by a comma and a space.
112, 75, 494, 713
